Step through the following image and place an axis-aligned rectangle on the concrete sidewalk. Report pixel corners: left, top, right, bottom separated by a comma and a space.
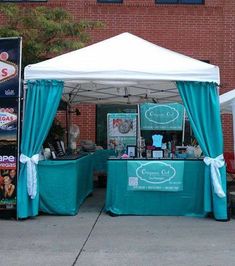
1, 188, 235, 266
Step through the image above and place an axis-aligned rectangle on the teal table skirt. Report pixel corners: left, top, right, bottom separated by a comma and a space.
93, 149, 116, 174
38, 154, 94, 215
105, 159, 207, 217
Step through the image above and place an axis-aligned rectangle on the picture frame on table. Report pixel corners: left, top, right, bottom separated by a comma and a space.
127, 145, 137, 158
152, 150, 163, 159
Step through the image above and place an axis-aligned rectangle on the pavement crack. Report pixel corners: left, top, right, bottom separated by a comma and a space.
71, 204, 104, 266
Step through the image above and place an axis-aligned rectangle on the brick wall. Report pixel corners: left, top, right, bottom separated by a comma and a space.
66, 0, 234, 151
70, 104, 96, 143
220, 0, 235, 151
56, 104, 96, 145
1, 0, 234, 150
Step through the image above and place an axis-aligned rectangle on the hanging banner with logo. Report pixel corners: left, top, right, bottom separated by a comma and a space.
127, 160, 184, 191
0, 98, 18, 210
140, 103, 184, 130
0, 38, 21, 97
107, 113, 137, 149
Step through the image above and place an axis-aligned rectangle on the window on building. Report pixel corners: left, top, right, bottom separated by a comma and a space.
156, 0, 204, 4
97, 0, 123, 3
0, 0, 47, 2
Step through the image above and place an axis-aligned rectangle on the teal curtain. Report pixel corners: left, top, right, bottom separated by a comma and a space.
176, 81, 227, 220
17, 80, 63, 219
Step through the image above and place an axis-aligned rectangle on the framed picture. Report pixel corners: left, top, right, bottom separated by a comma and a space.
152, 150, 163, 158
127, 145, 137, 158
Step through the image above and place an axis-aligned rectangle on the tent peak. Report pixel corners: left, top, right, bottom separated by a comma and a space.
24, 32, 220, 85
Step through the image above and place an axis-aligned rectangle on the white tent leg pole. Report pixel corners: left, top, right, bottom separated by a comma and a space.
232, 103, 235, 158
137, 104, 141, 157
182, 108, 186, 146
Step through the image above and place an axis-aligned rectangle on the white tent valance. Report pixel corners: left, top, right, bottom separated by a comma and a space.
24, 32, 220, 105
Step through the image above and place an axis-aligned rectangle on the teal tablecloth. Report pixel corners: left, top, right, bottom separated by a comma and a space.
105, 159, 206, 217
38, 154, 94, 215
93, 149, 116, 173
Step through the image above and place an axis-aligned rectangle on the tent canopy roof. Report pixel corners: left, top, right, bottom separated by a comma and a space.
219, 89, 235, 114
24, 32, 220, 104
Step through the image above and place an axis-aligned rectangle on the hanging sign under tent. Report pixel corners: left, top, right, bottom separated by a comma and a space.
107, 104, 186, 157
140, 103, 185, 131
137, 103, 186, 152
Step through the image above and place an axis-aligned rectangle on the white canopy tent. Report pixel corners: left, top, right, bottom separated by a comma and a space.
219, 89, 235, 153
24, 32, 219, 104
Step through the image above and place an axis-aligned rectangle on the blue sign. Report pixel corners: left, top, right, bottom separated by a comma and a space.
140, 103, 184, 130
0, 38, 21, 98
127, 160, 184, 191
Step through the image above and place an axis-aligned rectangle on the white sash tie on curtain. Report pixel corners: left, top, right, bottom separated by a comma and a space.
203, 154, 226, 198
20, 154, 39, 199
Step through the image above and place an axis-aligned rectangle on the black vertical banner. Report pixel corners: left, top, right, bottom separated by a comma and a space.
0, 38, 21, 211
0, 98, 18, 209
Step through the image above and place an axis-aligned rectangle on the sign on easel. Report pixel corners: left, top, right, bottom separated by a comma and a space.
107, 113, 137, 149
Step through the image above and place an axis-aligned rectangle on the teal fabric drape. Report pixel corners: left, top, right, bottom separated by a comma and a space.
176, 81, 227, 220
17, 80, 63, 219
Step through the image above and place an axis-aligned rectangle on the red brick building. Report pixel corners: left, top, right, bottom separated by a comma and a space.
2, 0, 235, 150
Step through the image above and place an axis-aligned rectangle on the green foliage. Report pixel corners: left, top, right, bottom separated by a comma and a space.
0, 4, 104, 68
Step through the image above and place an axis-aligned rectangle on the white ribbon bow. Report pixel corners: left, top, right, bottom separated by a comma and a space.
203, 154, 226, 198
20, 153, 40, 199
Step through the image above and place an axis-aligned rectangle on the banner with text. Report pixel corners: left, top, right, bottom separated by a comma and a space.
0, 38, 21, 97
140, 103, 184, 130
107, 113, 137, 149
127, 160, 184, 191
0, 98, 18, 210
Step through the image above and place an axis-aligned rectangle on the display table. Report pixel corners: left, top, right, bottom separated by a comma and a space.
105, 158, 206, 217
93, 149, 116, 187
38, 154, 94, 215
93, 149, 116, 174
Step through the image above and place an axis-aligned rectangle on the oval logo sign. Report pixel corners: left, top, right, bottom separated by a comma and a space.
136, 162, 176, 184
145, 105, 179, 124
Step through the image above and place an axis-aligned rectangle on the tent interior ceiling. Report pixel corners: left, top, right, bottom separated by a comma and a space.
62, 80, 180, 104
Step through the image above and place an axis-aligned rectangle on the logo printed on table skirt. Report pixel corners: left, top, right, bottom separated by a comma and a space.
127, 161, 184, 191
136, 161, 175, 184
